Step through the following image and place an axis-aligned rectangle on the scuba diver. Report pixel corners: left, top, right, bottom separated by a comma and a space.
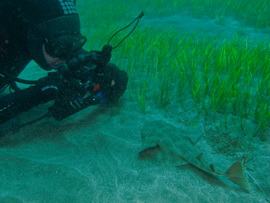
0, 0, 135, 125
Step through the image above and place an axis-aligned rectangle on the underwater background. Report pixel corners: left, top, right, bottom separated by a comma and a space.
1, 0, 270, 202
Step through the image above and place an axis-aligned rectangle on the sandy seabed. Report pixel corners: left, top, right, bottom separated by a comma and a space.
0, 97, 269, 202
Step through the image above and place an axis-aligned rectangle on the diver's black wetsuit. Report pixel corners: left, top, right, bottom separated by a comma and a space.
0, 0, 79, 83
0, 1, 31, 86
0, 0, 128, 124
0, 0, 84, 123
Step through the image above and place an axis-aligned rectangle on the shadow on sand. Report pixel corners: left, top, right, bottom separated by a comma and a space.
0, 104, 120, 147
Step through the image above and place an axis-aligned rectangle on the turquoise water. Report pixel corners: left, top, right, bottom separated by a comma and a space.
1, 0, 270, 202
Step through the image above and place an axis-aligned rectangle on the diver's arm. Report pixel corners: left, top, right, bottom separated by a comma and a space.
0, 84, 58, 124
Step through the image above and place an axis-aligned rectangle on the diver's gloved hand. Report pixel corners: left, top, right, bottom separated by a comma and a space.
48, 81, 109, 120
35, 72, 62, 91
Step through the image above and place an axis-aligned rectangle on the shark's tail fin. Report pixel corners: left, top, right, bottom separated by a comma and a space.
225, 159, 249, 191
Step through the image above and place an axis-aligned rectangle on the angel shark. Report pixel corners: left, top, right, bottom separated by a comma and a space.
138, 120, 249, 191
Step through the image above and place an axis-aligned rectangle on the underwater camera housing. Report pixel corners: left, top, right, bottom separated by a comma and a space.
49, 11, 144, 120
48, 45, 113, 120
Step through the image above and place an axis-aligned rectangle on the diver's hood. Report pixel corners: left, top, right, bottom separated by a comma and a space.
27, 14, 85, 70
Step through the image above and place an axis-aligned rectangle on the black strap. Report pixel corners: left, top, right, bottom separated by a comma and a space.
107, 11, 144, 49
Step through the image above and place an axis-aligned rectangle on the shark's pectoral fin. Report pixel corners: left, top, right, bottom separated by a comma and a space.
225, 160, 249, 191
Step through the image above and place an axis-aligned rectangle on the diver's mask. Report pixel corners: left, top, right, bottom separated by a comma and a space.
27, 14, 86, 70
44, 33, 86, 59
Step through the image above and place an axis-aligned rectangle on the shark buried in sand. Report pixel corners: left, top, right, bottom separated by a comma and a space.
138, 120, 249, 191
